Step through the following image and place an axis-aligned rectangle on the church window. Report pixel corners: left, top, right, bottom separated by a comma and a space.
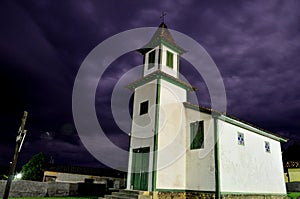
190, 121, 204, 150
148, 50, 156, 69
265, 141, 271, 153
237, 132, 245, 145
166, 50, 173, 68
139, 101, 149, 115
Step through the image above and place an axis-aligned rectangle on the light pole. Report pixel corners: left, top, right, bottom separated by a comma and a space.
3, 111, 28, 199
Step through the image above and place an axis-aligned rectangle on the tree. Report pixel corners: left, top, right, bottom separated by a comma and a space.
21, 152, 45, 181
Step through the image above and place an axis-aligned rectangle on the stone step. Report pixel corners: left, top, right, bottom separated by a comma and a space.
104, 189, 152, 199
119, 189, 146, 195
111, 192, 138, 198
104, 194, 137, 199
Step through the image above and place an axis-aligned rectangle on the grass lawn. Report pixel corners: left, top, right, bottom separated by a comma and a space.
8, 197, 98, 199
288, 192, 300, 199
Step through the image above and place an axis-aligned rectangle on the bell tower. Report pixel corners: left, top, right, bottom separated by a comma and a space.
140, 22, 185, 78
126, 22, 195, 191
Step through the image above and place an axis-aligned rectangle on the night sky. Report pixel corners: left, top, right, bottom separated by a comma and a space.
1, 0, 300, 170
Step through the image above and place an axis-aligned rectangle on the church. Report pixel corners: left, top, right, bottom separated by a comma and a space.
125, 22, 288, 199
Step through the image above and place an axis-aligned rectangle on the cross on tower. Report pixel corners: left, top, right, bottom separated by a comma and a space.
160, 11, 166, 22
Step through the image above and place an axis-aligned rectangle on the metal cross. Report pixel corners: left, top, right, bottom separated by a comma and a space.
160, 11, 166, 22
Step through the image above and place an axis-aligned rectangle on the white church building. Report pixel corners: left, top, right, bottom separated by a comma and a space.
126, 22, 288, 199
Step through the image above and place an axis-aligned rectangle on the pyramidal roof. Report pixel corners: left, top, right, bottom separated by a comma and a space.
138, 22, 186, 54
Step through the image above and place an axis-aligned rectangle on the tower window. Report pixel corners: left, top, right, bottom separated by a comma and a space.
148, 50, 156, 69
166, 51, 173, 68
190, 121, 204, 150
139, 101, 149, 115
265, 141, 271, 153
237, 132, 245, 146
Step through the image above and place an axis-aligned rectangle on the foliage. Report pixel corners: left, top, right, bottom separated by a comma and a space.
21, 152, 46, 181
0, 174, 8, 180
288, 192, 300, 199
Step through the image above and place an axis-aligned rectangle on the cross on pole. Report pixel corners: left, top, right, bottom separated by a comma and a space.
160, 11, 166, 23
3, 111, 28, 199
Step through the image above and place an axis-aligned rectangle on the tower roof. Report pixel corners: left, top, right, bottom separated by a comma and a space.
138, 22, 186, 54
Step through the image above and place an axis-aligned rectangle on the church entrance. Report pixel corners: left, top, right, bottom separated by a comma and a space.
131, 147, 150, 191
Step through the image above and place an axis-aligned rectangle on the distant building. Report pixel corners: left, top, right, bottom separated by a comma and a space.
126, 22, 288, 198
43, 164, 126, 189
285, 161, 300, 182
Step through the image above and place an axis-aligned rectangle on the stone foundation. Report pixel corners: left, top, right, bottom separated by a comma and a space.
154, 191, 215, 199
221, 194, 288, 199
152, 191, 288, 199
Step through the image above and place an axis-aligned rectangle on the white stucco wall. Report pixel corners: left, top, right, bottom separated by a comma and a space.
127, 80, 158, 190
218, 119, 286, 194
185, 108, 216, 191
156, 79, 187, 189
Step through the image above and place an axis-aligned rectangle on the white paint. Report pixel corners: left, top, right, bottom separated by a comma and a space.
126, 80, 158, 190
185, 108, 215, 191
128, 39, 286, 195
218, 119, 286, 194
156, 79, 187, 189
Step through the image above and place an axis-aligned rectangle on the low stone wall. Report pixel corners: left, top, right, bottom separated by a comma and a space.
0, 180, 74, 197
46, 182, 73, 197
0, 180, 47, 197
286, 182, 300, 192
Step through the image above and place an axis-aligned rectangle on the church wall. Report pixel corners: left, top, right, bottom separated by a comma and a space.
156, 79, 187, 189
185, 108, 216, 191
127, 80, 158, 190
218, 120, 286, 194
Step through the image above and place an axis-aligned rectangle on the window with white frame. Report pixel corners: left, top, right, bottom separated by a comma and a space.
265, 141, 271, 153
237, 132, 245, 146
166, 50, 173, 68
190, 121, 204, 150
148, 50, 156, 69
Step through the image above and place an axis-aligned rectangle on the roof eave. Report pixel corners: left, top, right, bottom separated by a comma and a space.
126, 71, 196, 92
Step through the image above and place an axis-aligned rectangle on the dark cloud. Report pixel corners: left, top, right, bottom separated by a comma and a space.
0, 0, 299, 168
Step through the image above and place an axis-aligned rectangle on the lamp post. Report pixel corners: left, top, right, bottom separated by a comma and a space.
3, 111, 28, 199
